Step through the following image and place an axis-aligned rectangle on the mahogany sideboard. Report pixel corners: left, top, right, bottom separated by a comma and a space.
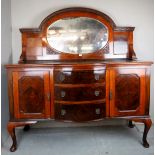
5, 7, 153, 152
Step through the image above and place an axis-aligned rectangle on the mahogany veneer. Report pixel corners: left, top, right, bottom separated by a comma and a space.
5, 7, 153, 152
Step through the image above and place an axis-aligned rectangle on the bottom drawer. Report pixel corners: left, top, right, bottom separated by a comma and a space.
55, 103, 106, 122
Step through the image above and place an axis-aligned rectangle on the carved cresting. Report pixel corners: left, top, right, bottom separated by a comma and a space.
115, 74, 140, 111
19, 76, 44, 113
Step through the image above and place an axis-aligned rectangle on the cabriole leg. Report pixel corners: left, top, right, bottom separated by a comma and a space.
7, 121, 37, 152
23, 125, 30, 131
142, 118, 152, 148
131, 117, 152, 148
128, 120, 135, 128
7, 122, 17, 152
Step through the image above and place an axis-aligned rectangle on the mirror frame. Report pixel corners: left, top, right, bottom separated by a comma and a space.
46, 17, 109, 54
41, 8, 114, 57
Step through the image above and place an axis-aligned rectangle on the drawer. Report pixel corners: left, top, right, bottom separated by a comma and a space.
55, 85, 106, 101
54, 70, 105, 84
55, 103, 106, 122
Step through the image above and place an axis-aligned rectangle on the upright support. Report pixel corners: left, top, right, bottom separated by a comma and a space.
130, 117, 152, 148
7, 121, 37, 152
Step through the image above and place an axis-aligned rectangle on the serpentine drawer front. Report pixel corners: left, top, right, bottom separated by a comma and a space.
54, 68, 106, 121
5, 7, 152, 152
54, 69, 105, 84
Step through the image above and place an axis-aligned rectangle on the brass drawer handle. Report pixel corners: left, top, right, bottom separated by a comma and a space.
95, 108, 100, 114
95, 74, 100, 80
61, 91, 66, 98
95, 90, 100, 96
61, 109, 66, 116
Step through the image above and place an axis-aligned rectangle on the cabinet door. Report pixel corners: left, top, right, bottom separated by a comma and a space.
13, 71, 50, 119
110, 68, 146, 117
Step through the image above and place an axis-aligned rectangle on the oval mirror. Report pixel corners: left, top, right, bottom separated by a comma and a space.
47, 17, 108, 54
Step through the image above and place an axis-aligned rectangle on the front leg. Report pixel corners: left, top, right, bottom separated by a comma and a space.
7, 121, 37, 152
130, 117, 152, 148
7, 122, 17, 152
142, 118, 152, 148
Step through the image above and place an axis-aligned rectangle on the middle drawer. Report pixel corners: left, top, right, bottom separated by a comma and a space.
55, 85, 106, 101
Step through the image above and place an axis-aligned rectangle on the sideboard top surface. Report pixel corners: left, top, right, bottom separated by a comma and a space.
5, 59, 153, 68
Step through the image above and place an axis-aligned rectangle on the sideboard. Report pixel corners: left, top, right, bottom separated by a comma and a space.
5, 7, 153, 152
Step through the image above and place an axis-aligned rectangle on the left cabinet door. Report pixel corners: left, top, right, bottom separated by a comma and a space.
12, 71, 51, 119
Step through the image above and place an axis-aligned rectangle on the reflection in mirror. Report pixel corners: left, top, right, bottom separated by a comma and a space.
47, 17, 108, 54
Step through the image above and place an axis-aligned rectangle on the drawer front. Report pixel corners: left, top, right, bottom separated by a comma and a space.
55, 86, 106, 101
54, 70, 105, 84
55, 103, 106, 122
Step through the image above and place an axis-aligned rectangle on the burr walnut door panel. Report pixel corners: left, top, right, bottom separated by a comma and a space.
109, 68, 146, 117
12, 71, 51, 119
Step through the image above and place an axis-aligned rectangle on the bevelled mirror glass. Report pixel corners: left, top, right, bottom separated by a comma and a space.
47, 17, 108, 54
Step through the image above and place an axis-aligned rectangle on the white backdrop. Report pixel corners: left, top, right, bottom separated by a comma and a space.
11, 0, 154, 123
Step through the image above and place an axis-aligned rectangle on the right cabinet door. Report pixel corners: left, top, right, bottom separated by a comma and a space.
110, 67, 147, 117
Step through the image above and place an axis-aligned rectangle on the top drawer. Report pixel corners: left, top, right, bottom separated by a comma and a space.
54, 69, 105, 84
